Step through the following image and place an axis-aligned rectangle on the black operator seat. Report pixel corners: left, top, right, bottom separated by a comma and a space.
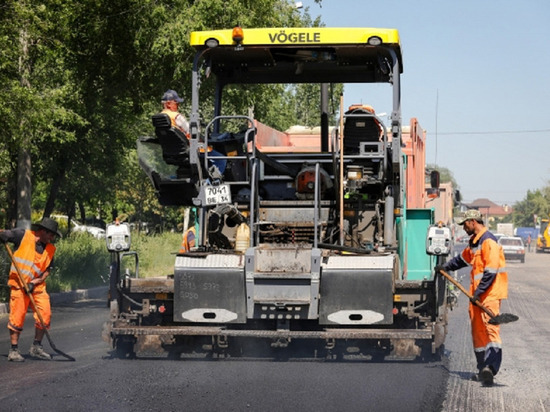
151, 113, 189, 166
343, 105, 382, 155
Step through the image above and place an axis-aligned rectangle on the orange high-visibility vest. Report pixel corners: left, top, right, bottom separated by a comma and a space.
8, 230, 55, 292
161, 109, 190, 138
161, 108, 181, 128
160, 109, 214, 153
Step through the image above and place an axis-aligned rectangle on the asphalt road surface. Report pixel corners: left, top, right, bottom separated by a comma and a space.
0, 249, 548, 412
442, 248, 550, 411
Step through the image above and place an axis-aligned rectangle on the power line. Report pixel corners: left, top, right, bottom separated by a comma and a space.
437, 129, 550, 136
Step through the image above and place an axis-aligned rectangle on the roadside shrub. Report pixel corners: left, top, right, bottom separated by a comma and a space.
0, 234, 108, 298
47, 232, 111, 292
130, 231, 181, 278
0, 230, 182, 301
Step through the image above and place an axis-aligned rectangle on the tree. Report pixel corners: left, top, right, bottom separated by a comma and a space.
427, 164, 459, 191
0, 0, 327, 228
0, 0, 85, 227
510, 188, 550, 227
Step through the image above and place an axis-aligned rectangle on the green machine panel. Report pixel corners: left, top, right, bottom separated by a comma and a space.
405, 208, 434, 281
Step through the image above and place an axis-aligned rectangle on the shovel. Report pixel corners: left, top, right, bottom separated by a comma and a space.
439, 269, 518, 325
4, 243, 76, 361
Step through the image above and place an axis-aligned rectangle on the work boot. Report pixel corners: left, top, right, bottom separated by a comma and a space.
470, 372, 480, 382
29, 344, 52, 360
8, 348, 25, 362
480, 366, 494, 386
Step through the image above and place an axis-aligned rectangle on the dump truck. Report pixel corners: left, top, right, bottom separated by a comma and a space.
103, 27, 452, 360
496, 223, 514, 237
537, 216, 550, 253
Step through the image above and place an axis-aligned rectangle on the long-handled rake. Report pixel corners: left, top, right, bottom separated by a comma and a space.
4, 243, 76, 361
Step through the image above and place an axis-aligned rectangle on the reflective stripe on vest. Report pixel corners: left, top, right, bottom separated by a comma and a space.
473, 267, 507, 281
474, 341, 503, 352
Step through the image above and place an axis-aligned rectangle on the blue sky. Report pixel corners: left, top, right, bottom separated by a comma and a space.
299, 0, 550, 205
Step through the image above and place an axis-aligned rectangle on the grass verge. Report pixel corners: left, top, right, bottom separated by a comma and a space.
0, 231, 182, 300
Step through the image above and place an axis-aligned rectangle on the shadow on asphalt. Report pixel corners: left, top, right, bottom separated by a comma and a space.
54, 299, 109, 309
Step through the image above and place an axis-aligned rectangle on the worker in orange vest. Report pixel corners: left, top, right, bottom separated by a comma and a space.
436, 209, 508, 386
160, 90, 226, 175
0, 217, 62, 362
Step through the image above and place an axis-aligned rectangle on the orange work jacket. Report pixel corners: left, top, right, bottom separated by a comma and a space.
460, 227, 508, 301
179, 227, 196, 253
8, 230, 55, 292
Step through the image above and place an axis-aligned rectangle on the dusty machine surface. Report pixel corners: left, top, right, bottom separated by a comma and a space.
104, 27, 452, 360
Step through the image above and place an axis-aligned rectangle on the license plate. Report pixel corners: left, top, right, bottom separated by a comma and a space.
204, 184, 231, 205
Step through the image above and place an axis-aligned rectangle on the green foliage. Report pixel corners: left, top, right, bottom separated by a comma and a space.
510, 188, 550, 227
1, 0, 548, 234
115, 149, 165, 219
46, 232, 110, 293
427, 164, 459, 191
0, 0, 87, 224
129, 232, 182, 278
0, 0, 320, 227
0, 231, 184, 302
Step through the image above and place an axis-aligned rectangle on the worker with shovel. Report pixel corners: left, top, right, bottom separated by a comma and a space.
0, 217, 61, 362
436, 209, 508, 387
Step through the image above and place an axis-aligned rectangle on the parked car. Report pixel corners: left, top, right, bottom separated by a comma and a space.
493, 233, 505, 242
72, 222, 106, 239
51, 214, 106, 239
498, 236, 525, 263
